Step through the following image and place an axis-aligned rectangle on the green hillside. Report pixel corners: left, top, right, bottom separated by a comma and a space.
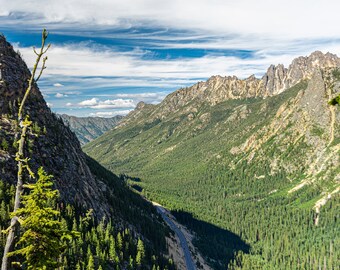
84, 67, 340, 269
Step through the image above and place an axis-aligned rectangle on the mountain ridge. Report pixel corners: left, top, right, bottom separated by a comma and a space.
59, 114, 123, 145
119, 51, 339, 126
84, 50, 340, 269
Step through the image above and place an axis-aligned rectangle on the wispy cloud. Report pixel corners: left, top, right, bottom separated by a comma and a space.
55, 93, 68, 98
78, 98, 98, 107
114, 92, 168, 103
90, 110, 132, 117
78, 98, 135, 109
17, 43, 326, 84
2, 0, 340, 116
2, 0, 340, 39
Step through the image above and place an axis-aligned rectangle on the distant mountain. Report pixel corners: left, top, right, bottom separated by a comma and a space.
59, 114, 123, 145
84, 51, 340, 269
0, 35, 173, 269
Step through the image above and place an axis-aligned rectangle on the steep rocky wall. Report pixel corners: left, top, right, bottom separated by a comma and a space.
0, 36, 109, 217
123, 51, 340, 123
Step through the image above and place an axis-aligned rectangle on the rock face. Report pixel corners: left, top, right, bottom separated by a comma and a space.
133, 51, 340, 122
0, 36, 109, 217
0, 37, 46, 116
59, 114, 123, 145
263, 51, 340, 95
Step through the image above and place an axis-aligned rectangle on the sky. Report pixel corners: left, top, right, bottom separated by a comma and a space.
1, 0, 340, 117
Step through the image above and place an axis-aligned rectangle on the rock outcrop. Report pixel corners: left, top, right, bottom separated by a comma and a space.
127, 51, 340, 122
0, 35, 109, 217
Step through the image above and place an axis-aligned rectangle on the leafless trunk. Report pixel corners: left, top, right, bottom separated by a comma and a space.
1, 29, 50, 270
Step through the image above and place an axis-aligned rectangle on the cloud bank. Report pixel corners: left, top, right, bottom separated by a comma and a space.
2, 0, 340, 39
2, 0, 340, 116
78, 98, 135, 109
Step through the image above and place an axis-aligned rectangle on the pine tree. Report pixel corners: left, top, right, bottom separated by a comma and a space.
0, 201, 8, 221
117, 232, 123, 253
87, 254, 95, 270
128, 255, 134, 269
76, 261, 82, 270
136, 238, 145, 267
7, 167, 74, 269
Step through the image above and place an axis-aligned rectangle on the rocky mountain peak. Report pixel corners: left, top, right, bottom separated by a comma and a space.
0, 36, 47, 115
136, 101, 146, 110
287, 51, 340, 80
262, 51, 340, 96
134, 51, 339, 121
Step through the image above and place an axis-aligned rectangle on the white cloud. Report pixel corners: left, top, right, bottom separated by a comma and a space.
114, 92, 168, 103
53, 83, 64, 87
55, 92, 68, 98
46, 102, 53, 108
115, 92, 166, 99
67, 91, 81, 95
17, 43, 321, 84
2, 0, 340, 39
78, 98, 98, 106
78, 98, 135, 109
89, 110, 131, 117
91, 99, 135, 109
66, 102, 73, 106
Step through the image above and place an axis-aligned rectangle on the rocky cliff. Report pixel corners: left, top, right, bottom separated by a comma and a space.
124, 51, 339, 123
0, 37, 174, 260
0, 35, 110, 217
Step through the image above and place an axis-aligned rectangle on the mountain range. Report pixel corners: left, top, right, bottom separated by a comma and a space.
1, 32, 339, 269
59, 114, 123, 145
84, 51, 340, 269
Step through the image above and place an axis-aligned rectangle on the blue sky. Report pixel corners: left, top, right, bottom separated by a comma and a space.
1, 0, 340, 117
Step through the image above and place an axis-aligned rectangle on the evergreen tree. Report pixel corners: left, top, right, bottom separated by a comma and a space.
8, 167, 74, 269
136, 238, 145, 267
117, 232, 123, 253
87, 254, 95, 270
76, 261, 82, 270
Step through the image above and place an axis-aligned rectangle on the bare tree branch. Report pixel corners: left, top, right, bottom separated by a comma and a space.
1, 29, 50, 270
